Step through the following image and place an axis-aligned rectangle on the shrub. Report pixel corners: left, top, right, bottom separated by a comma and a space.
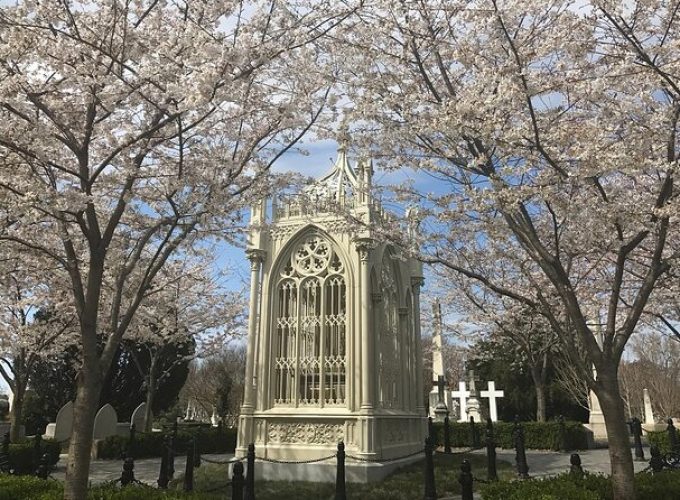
96, 426, 237, 459
481, 471, 680, 500
0, 475, 227, 500
7, 437, 61, 475
647, 430, 670, 454
431, 420, 589, 451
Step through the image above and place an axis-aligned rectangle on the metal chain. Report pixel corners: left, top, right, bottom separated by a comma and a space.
200, 456, 244, 465
255, 454, 336, 464
434, 446, 477, 455
345, 448, 425, 463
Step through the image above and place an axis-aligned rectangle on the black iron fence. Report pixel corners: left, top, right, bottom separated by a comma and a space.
3, 417, 680, 499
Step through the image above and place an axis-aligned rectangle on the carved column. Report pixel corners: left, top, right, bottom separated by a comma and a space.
356, 240, 374, 411
398, 307, 410, 411
411, 277, 426, 414
242, 249, 265, 411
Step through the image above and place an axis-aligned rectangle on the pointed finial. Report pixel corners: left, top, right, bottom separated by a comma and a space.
337, 120, 350, 152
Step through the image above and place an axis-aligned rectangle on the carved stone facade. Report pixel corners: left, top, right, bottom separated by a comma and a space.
236, 141, 427, 466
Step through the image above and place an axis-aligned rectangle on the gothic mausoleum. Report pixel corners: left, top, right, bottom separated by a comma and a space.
236, 142, 427, 481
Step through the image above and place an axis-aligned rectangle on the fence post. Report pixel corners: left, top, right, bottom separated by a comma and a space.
35, 453, 50, 480
649, 445, 664, 473
557, 415, 566, 452
120, 457, 135, 486
244, 443, 256, 500
32, 432, 42, 473
0, 432, 9, 473
183, 439, 195, 491
128, 423, 136, 460
444, 416, 451, 454
335, 441, 347, 500
469, 416, 479, 448
194, 436, 202, 468
157, 442, 169, 489
428, 416, 434, 442
667, 418, 679, 454
458, 459, 474, 500
513, 417, 529, 479
232, 461, 245, 500
485, 418, 497, 481
168, 434, 176, 479
423, 436, 437, 500
569, 453, 584, 479
631, 417, 645, 461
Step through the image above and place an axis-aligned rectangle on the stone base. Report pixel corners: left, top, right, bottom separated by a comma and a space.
238, 453, 423, 483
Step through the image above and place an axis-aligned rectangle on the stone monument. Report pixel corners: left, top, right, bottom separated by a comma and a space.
465, 370, 482, 422
235, 138, 427, 482
429, 298, 452, 419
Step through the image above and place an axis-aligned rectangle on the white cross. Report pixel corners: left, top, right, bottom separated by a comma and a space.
451, 381, 470, 422
480, 381, 504, 422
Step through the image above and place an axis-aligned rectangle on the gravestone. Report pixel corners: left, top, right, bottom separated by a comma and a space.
465, 370, 482, 422
451, 381, 470, 422
131, 403, 148, 430
44, 401, 74, 441
480, 381, 504, 422
93, 404, 118, 440
428, 299, 452, 418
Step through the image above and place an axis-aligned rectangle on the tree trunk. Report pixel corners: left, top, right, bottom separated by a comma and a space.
144, 360, 157, 433
64, 366, 102, 500
9, 383, 25, 443
535, 382, 546, 422
529, 365, 547, 422
595, 370, 635, 500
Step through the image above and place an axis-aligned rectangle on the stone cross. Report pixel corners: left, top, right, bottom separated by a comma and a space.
480, 381, 505, 422
451, 381, 470, 422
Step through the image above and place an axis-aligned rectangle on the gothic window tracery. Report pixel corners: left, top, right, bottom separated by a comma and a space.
378, 253, 400, 408
273, 234, 347, 407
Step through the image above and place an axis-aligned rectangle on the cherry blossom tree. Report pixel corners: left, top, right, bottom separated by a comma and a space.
0, 1, 353, 497
337, 1, 680, 497
0, 251, 76, 442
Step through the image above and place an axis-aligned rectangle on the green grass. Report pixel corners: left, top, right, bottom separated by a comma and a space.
169, 451, 514, 500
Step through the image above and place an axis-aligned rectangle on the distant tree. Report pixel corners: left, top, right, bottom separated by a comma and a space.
469, 337, 588, 422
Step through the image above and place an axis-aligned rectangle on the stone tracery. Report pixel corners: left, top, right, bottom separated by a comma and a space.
274, 233, 347, 407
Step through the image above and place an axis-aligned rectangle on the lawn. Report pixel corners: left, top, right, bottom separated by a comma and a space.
169, 450, 515, 500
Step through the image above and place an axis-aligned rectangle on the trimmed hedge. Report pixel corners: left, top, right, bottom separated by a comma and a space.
7, 437, 61, 475
481, 471, 680, 500
431, 420, 589, 451
0, 475, 225, 500
647, 430, 671, 454
97, 426, 237, 459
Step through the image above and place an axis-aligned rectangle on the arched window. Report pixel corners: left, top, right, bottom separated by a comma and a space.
273, 234, 347, 406
378, 252, 400, 408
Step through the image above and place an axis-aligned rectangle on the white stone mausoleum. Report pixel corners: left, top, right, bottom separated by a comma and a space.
236, 142, 427, 480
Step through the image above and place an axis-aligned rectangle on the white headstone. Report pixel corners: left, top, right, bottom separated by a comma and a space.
93, 404, 118, 440
643, 388, 654, 425
52, 401, 74, 442
451, 381, 470, 422
131, 403, 148, 430
480, 381, 504, 422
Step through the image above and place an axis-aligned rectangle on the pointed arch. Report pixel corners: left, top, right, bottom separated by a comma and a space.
270, 226, 349, 407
